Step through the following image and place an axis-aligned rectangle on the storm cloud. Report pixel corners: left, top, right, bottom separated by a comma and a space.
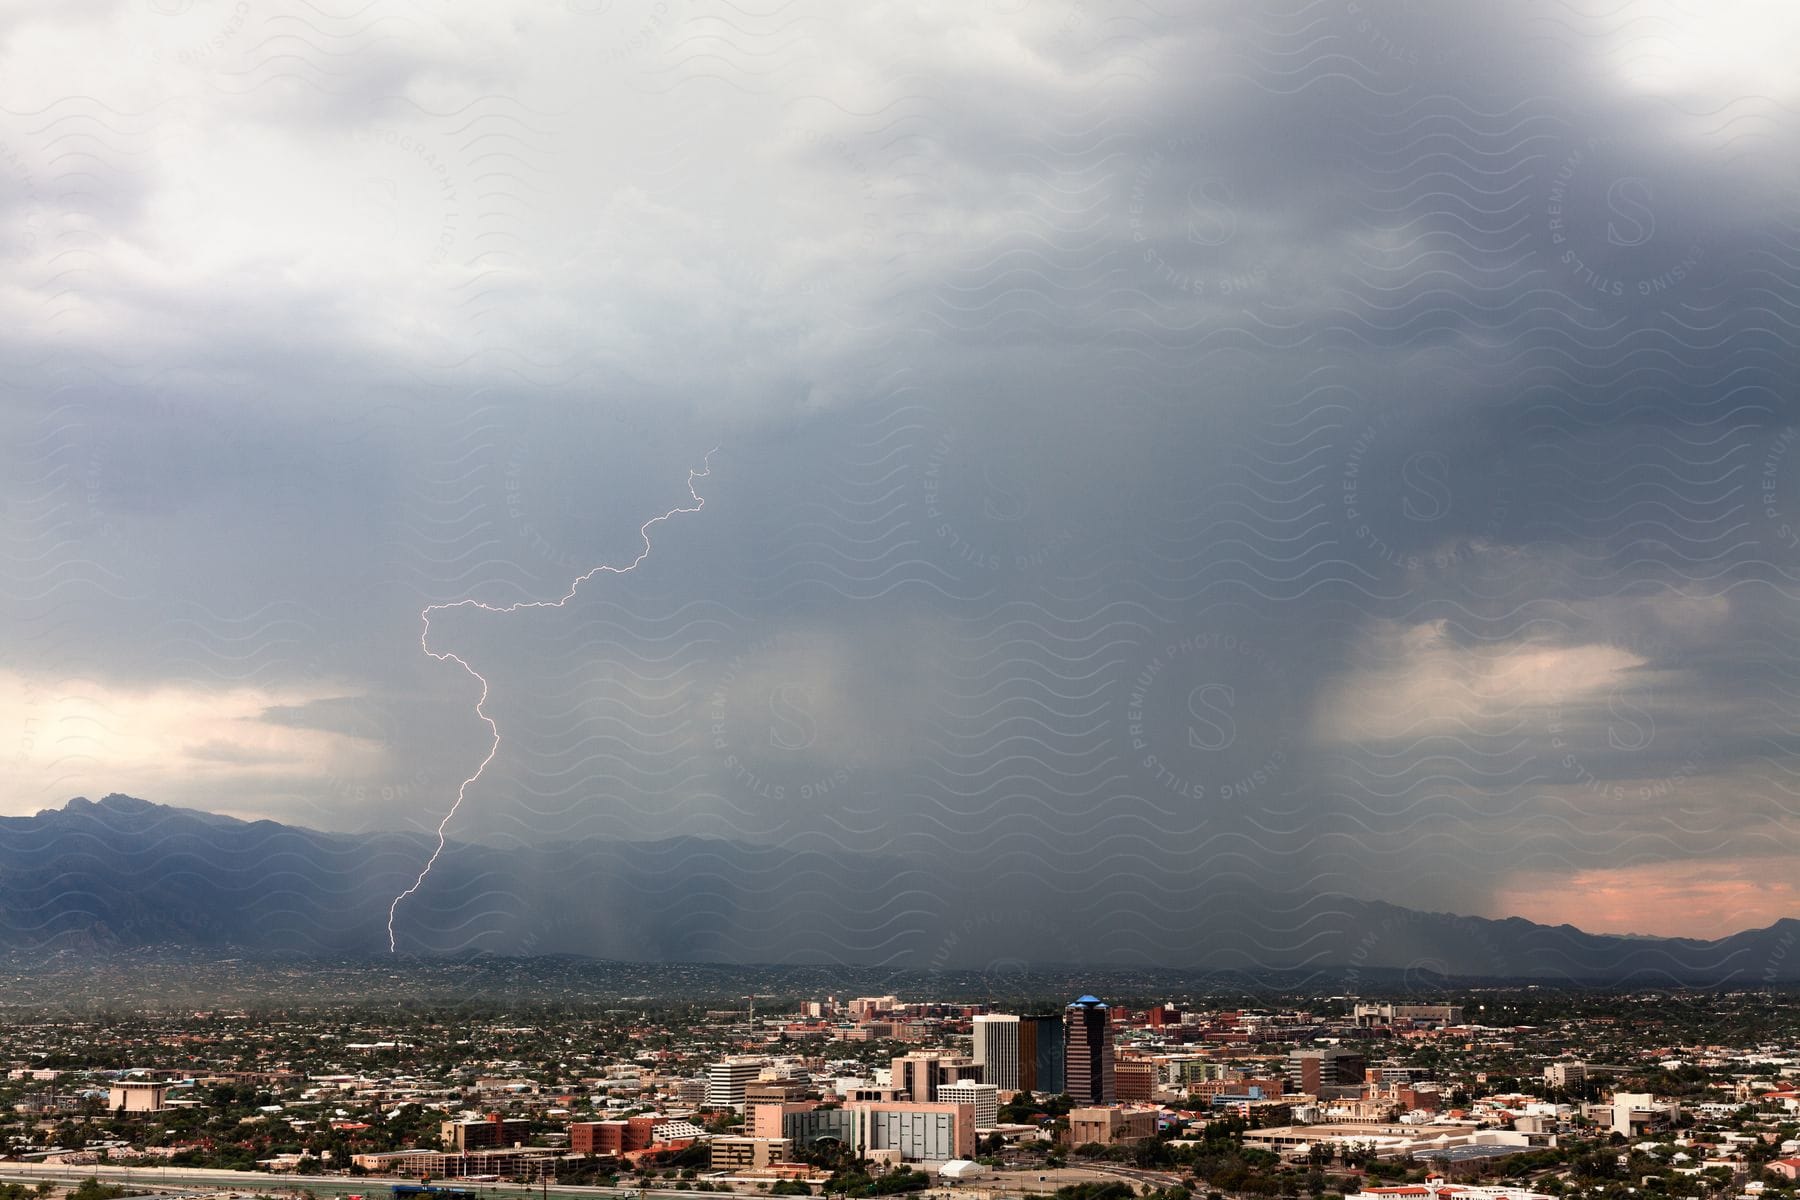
3, 0, 1800, 958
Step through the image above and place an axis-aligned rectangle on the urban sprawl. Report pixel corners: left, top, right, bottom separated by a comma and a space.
3, 988, 1800, 1200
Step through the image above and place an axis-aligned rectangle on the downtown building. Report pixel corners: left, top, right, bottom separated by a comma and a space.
442, 1116, 530, 1151
1021, 1014, 1065, 1094
1287, 1048, 1368, 1099
936, 1081, 1001, 1130
761, 1100, 977, 1162
1068, 1106, 1159, 1146
1116, 1058, 1158, 1103
890, 1051, 982, 1102
571, 1117, 657, 1155
709, 1137, 793, 1171
973, 1013, 1064, 1095
972, 1015, 1021, 1090
1064, 996, 1115, 1105
707, 1057, 768, 1110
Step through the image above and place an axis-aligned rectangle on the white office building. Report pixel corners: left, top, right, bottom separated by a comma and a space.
707, 1057, 767, 1110
937, 1081, 1000, 1131
972, 1014, 1021, 1091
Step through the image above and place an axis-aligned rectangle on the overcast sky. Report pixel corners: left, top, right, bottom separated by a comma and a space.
4, 0, 1800, 944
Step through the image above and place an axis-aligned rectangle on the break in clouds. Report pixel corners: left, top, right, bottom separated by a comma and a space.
4, 0, 1800, 953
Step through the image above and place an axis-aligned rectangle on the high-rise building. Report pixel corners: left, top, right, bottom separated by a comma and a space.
1545, 1061, 1587, 1090
745, 1079, 810, 1104
972, 1014, 1022, 1091
892, 1052, 941, 1102
1286, 1048, 1366, 1096
890, 1052, 980, 1102
707, 1057, 767, 1110
1146, 1004, 1182, 1028
1020, 1014, 1064, 1095
1116, 1059, 1157, 1102
1064, 995, 1115, 1105
936, 1081, 1000, 1130
442, 1116, 530, 1151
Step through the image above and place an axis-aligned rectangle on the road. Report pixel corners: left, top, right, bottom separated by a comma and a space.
0, 1159, 1180, 1200
0, 1163, 715, 1200
1092, 1165, 1185, 1190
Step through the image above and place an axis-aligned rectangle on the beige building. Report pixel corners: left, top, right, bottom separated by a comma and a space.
752, 1101, 815, 1139
745, 1080, 810, 1105
351, 1147, 559, 1180
108, 1081, 169, 1113
1607, 1093, 1678, 1136
441, 1117, 529, 1150
710, 1137, 792, 1170
891, 1052, 982, 1103
1543, 1062, 1586, 1090
1068, 1106, 1159, 1146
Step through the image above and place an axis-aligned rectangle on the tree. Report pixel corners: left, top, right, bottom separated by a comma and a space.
70, 1180, 128, 1200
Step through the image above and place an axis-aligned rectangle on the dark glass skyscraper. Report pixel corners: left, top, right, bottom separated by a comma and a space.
1019, 1013, 1064, 1094
1063, 995, 1114, 1104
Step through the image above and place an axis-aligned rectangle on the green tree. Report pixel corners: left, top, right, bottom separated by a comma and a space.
70, 1180, 128, 1200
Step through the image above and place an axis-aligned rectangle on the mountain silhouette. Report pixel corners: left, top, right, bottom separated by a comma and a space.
2, 794, 1795, 983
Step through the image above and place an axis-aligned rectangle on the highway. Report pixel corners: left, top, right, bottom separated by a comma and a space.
0, 1163, 713, 1200
0, 1158, 1161, 1200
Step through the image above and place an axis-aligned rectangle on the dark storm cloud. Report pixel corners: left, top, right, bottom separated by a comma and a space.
2, 0, 1798, 955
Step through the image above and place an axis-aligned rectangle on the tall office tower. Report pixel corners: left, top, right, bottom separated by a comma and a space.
707, 1057, 767, 1109
935, 1081, 1001, 1131
1544, 1061, 1587, 1090
891, 1052, 942, 1102
972, 1014, 1022, 1091
1019, 1014, 1064, 1094
1064, 995, 1115, 1104
1285, 1048, 1367, 1097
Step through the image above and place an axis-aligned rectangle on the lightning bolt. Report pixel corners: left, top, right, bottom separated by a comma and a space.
386, 449, 717, 952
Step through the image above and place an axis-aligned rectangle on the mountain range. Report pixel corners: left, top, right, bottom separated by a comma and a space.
2, 795, 1796, 984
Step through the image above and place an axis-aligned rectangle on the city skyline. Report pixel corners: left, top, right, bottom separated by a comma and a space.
3, 979, 1797, 1199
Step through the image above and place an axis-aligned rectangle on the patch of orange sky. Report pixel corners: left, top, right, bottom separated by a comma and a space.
1493, 857, 1800, 940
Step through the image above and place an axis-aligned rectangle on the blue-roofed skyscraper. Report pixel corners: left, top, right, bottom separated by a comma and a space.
1064, 995, 1114, 1104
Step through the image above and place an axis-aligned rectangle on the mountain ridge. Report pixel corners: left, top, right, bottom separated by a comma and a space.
2, 794, 1795, 983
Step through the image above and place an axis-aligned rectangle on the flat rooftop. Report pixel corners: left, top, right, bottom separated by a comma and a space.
1250, 1124, 1482, 1140
1427, 1145, 1534, 1162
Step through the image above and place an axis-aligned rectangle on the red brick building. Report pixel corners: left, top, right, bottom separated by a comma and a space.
569, 1116, 659, 1155
1116, 1060, 1157, 1102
